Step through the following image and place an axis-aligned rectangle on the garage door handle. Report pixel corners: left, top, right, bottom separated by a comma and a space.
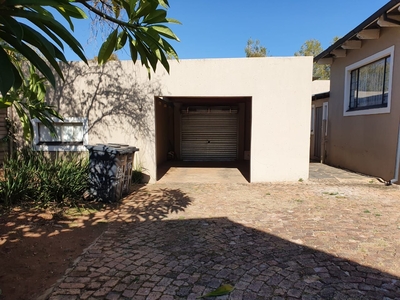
207, 140, 210, 143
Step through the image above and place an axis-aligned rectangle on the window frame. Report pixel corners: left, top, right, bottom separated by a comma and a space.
32, 117, 88, 151
343, 46, 394, 117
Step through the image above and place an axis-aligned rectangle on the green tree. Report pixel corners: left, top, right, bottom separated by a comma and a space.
294, 39, 329, 79
0, 40, 62, 141
245, 38, 267, 57
0, 0, 180, 140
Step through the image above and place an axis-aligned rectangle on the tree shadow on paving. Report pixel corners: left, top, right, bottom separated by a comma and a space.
47, 188, 400, 300
115, 187, 192, 222
0, 187, 191, 300
2, 186, 400, 300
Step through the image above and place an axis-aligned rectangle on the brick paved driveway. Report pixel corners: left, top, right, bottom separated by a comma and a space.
47, 166, 400, 299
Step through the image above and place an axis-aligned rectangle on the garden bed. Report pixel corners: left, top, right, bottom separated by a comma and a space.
0, 204, 115, 300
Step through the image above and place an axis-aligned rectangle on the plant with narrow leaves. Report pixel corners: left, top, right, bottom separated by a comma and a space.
0, 148, 89, 207
0, 62, 62, 141
0, 0, 180, 98
0, 0, 87, 97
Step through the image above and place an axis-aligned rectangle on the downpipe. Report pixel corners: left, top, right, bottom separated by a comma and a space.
389, 123, 400, 185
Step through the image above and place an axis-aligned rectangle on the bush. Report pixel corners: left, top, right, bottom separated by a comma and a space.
0, 148, 89, 207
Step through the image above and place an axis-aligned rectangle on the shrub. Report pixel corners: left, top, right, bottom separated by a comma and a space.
0, 148, 89, 207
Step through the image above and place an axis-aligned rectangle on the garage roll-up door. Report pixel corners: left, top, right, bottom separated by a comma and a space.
181, 110, 238, 161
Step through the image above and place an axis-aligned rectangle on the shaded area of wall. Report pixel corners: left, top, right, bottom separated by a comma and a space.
42, 61, 157, 180
155, 98, 174, 166
310, 97, 329, 161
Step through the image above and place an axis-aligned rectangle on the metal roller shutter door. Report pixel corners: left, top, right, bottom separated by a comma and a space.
181, 112, 238, 161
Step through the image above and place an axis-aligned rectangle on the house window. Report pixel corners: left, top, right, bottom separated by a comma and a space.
349, 56, 390, 110
33, 117, 88, 151
344, 46, 394, 116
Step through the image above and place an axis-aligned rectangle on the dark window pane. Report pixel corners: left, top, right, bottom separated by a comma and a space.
349, 70, 358, 109
348, 56, 390, 111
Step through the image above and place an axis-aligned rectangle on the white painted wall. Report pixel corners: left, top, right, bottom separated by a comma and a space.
312, 80, 330, 95
49, 57, 313, 183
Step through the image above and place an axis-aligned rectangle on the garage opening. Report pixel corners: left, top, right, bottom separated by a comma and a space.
155, 96, 252, 183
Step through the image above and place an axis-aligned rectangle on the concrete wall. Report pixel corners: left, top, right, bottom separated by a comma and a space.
46, 57, 312, 183
327, 27, 400, 180
312, 80, 330, 95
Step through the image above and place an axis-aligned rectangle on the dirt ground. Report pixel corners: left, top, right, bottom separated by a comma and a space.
0, 202, 118, 300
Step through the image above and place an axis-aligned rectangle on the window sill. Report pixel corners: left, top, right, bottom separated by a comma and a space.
347, 104, 388, 112
34, 144, 88, 152
344, 105, 390, 117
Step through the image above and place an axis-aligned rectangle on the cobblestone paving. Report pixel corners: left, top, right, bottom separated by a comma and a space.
47, 174, 400, 299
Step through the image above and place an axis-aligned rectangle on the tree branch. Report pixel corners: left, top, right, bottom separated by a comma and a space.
75, 0, 138, 30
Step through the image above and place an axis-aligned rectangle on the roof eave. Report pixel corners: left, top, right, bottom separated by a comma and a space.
314, 0, 400, 63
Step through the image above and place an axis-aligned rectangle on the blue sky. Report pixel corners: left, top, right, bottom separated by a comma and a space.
66, 0, 389, 61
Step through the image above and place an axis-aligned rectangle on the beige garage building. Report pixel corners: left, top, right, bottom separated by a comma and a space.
34, 57, 312, 183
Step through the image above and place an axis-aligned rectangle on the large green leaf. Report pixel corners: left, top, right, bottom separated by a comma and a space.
157, 0, 169, 9
4, 0, 69, 5
135, 28, 170, 72
150, 25, 179, 41
131, 37, 150, 72
147, 27, 178, 60
19, 23, 56, 57
129, 0, 139, 18
111, 0, 121, 18
18, 24, 66, 76
0, 16, 23, 40
133, 0, 158, 21
120, 0, 132, 18
55, 4, 87, 19
135, 35, 158, 71
198, 284, 235, 298
143, 9, 167, 24
19, 23, 67, 62
0, 47, 16, 97
128, 36, 138, 63
28, 5, 54, 18
136, 29, 162, 60
33, 22, 65, 50
53, 6, 75, 31
33, 17, 87, 62
116, 30, 127, 50
166, 18, 182, 25
98, 29, 118, 65
7, 9, 87, 63
0, 31, 56, 87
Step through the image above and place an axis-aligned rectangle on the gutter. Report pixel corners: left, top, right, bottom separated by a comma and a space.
314, 0, 400, 63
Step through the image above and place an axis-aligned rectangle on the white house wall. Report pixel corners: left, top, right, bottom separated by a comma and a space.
48, 57, 312, 183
